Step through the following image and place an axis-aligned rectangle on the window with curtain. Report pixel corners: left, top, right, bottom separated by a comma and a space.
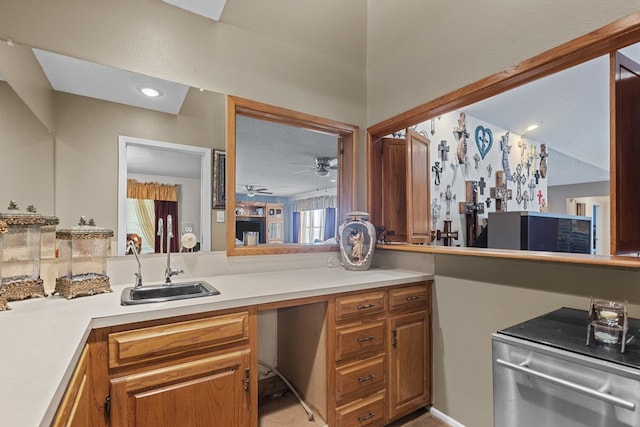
292, 195, 337, 244
127, 179, 180, 253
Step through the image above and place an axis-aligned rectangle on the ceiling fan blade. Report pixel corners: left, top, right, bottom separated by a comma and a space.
292, 169, 314, 174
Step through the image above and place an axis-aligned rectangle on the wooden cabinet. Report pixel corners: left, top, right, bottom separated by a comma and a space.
51, 344, 91, 427
329, 282, 432, 426
387, 285, 431, 421
266, 203, 284, 244
368, 129, 431, 244
104, 309, 254, 427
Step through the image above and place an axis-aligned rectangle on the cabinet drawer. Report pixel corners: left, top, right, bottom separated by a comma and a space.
108, 311, 249, 369
336, 355, 385, 402
335, 291, 386, 321
336, 390, 385, 427
336, 320, 385, 361
389, 284, 429, 312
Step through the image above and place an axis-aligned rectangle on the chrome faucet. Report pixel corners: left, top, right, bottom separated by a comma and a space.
164, 214, 184, 284
157, 217, 164, 254
127, 240, 143, 288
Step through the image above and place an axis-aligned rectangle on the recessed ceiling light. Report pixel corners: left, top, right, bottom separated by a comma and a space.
526, 123, 540, 132
139, 87, 161, 97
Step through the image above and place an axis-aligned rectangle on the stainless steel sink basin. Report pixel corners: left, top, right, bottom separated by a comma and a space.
121, 281, 220, 305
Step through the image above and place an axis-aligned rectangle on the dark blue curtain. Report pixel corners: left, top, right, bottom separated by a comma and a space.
324, 207, 336, 241
292, 211, 300, 243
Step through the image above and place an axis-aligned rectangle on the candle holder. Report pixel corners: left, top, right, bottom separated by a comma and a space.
586, 297, 628, 353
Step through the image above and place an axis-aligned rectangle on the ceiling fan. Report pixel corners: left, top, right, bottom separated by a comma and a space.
292, 156, 338, 177
245, 185, 272, 197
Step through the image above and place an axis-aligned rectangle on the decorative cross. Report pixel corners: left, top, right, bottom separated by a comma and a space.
523, 191, 529, 210
527, 145, 537, 176
500, 132, 512, 179
478, 177, 486, 195
459, 180, 485, 247
539, 144, 549, 178
463, 155, 471, 177
528, 179, 536, 201
440, 185, 457, 218
438, 140, 450, 162
537, 190, 543, 205
534, 169, 541, 185
473, 153, 481, 169
432, 161, 443, 186
453, 112, 469, 164
486, 164, 493, 178
431, 198, 441, 226
485, 197, 492, 208
450, 162, 459, 185
489, 171, 513, 212
511, 164, 527, 205
518, 139, 528, 163
436, 220, 459, 247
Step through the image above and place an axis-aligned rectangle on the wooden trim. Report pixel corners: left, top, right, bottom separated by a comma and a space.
51, 344, 89, 427
226, 95, 358, 257
376, 244, 640, 268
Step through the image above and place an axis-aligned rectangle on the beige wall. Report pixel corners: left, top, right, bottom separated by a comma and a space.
0, 0, 367, 127
366, 1, 640, 126
432, 254, 640, 427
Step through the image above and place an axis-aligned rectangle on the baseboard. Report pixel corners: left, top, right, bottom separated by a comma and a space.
430, 407, 466, 427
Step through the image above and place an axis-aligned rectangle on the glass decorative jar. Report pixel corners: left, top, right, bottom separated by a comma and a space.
0, 201, 47, 301
338, 211, 376, 271
0, 219, 7, 310
41, 214, 60, 260
55, 217, 113, 299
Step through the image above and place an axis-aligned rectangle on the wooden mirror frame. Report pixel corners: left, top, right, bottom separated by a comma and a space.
367, 13, 640, 264
226, 95, 358, 256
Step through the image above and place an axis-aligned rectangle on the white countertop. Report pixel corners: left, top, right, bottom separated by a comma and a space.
0, 266, 431, 427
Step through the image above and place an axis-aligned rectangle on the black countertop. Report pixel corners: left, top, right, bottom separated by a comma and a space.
497, 307, 640, 370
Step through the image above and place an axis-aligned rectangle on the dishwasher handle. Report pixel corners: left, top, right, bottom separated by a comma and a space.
496, 358, 637, 411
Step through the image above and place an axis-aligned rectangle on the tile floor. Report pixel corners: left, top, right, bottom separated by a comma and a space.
258, 392, 451, 427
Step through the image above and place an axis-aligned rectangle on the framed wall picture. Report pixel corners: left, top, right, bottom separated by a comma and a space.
213, 150, 226, 208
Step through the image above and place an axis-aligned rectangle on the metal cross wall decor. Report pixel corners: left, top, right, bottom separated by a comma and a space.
459, 180, 485, 247
436, 220, 459, 247
489, 171, 513, 212
511, 163, 527, 205
438, 140, 450, 162
432, 161, 443, 186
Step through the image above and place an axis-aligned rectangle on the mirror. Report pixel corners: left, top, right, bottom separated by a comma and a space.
368, 25, 640, 258
226, 96, 358, 256
0, 80, 55, 214
117, 136, 211, 255
0, 46, 226, 254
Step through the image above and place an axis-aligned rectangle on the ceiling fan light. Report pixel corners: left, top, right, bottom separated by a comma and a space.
316, 169, 329, 177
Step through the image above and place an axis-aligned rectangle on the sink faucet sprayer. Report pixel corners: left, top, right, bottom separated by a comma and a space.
164, 214, 184, 284
127, 240, 143, 288
157, 217, 164, 254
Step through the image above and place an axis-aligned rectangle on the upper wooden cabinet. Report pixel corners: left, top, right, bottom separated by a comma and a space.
368, 129, 431, 244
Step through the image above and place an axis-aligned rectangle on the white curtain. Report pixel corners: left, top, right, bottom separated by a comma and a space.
133, 199, 155, 252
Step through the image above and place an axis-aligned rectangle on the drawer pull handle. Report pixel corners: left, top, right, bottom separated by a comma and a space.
406, 295, 422, 301
358, 412, 375, 423
357, 336, 375, 343
358, 374, 376, 383
357, 303, 375, 310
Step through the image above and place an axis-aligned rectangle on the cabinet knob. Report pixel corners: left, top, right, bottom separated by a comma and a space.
357, 335, 376, 343
357, 374, 376, 383
357, 303, 375, 310
357, 412, 376, 423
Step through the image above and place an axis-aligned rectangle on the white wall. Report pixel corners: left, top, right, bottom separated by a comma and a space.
548, 180, 610, 213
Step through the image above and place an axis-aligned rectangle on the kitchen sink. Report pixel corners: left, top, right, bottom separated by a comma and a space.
121, 281, 220, 305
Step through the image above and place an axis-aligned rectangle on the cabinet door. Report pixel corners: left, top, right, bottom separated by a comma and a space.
110, 349, 251, 427
52, 345, 91, 427
405, 129, 431, 243
388, 310, 430, 420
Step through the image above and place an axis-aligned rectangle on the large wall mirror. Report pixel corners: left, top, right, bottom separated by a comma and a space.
368, 18, 640, 259
226, 96, 358, 256
0, 44, 225, 255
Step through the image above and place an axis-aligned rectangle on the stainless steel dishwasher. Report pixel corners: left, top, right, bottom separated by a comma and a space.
493, 308, 640, 427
